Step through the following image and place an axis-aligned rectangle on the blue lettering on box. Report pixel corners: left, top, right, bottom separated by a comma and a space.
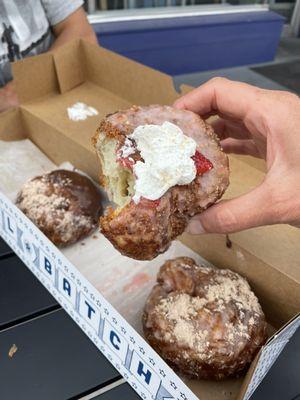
102, 319, 128, 364
78, 293, 101, 332
57, 270, 77, 307
63, 278, 71, 297
44, 257, 52, 275
39, 250, 56, 284
110, 330, 121, 350
85, 300, 96, 319
129, 351, 161, 395
137, 361, 151, 385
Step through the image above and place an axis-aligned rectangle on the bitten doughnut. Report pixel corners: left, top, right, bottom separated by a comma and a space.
16, 169, 103, 246
142, 257, 267, 380
92, 105, 229, 260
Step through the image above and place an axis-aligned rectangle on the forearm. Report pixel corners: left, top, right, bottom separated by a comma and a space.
0, 81, 19, 113
50, 26, 97, 50
49, 8, 97, 51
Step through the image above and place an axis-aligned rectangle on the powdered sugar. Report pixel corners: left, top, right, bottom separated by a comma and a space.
67, 102, 98, 121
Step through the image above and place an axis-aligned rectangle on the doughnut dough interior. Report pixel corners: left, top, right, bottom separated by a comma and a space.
97, 136, 135, 208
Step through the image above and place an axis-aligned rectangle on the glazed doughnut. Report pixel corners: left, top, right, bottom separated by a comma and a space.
142, 257, 267, 380
16, 169, 103, 246
92, 105, 229, 260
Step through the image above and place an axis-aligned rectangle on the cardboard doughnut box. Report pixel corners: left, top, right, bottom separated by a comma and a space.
0, 39, 299, 400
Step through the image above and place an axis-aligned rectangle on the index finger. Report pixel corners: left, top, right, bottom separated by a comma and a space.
174, 77, 260, 121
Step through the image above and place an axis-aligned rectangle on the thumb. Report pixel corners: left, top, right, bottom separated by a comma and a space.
187, 184, 275, 234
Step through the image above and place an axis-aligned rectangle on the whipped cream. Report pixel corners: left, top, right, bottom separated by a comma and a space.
118, 138, 135, 158
129, 121, 197, 203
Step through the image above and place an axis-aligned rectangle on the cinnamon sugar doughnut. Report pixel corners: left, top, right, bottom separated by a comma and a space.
143, 257, 267, 380
16, 169, 103, 246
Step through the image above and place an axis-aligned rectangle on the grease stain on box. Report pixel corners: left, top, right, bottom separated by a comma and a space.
123, 272, 151, 294
236, 249, 246, 264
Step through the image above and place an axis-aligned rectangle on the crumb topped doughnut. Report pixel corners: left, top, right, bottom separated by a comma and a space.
92, 105, 229, 260
142, 257, 267, 380
16, 169, 103, 246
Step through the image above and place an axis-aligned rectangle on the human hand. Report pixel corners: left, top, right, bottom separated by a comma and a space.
0, 81, 19, 113
174, 78, 300, 234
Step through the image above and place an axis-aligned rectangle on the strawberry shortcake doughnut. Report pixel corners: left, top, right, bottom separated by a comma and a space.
92, 105, 229, 260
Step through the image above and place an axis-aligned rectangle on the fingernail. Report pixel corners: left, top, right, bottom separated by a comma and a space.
186, 219, 205, 234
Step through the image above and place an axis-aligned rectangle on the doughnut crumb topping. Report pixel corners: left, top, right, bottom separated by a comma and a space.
155, 268, 262, 355
143, 257, 267, 379
16, 170, 102, 246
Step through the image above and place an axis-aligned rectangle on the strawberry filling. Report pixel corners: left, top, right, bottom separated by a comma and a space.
118, 149, 212, 210
192, 151, 213, 175
138, 197, 161, 208
117, 156, 135, 169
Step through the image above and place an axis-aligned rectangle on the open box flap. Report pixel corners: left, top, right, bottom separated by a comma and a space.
13, 39, 179, 106
13, 52, 59, 104
12, 39, 182, 160
77, 39, 179, 105
52, 39, 85, 94
0, 108, 25, 141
